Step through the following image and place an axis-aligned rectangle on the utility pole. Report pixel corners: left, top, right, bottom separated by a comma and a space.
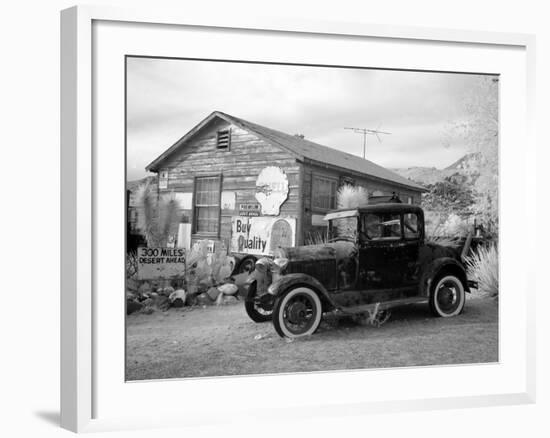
344, 126, 391, 159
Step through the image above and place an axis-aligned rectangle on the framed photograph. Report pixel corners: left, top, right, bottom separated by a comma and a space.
61, 5, 536, 432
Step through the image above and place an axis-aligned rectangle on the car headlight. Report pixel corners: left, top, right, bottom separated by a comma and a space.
272, 257, 289, 271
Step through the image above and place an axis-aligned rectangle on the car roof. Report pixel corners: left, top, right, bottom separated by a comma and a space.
328, 203, 423, 215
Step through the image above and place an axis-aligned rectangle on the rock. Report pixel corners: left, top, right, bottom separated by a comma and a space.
196, 293, 213, 306
171, 298, 185, 308
142, 298, 154, 307
215, 293, 225, 306
223, 295, 239, 305
126, 278, 139, 292
218, 283, 239, 296
163, 286, 175, 296
185, 293, 198, 307
155, 295, 171, 311
138, 282, 152, 295
206, 287, 221, 301
126, 299, 143, 315
169, 289, 187, 304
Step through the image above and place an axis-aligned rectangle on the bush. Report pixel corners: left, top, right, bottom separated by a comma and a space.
337, 185, 368, 209
466, 244, 499, 298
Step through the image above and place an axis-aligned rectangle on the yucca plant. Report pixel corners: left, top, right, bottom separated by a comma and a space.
466, 244, 499, 298
135, 181, 180, 247
337, 185, 368, 209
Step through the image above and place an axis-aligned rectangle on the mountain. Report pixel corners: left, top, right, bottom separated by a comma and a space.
391, 153, 479, 186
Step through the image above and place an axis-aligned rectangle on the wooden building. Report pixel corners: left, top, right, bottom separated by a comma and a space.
144, 111, 426, 266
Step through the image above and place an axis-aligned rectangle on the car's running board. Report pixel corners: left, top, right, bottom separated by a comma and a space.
336, 297, 427, 315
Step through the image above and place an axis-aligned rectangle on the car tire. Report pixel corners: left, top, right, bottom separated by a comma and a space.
236, 256, 256, 274
429, 274, 465, 317
244, 282, 273, 323
273, 286, 322, 338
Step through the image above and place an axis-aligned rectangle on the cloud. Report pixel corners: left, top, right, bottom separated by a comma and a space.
126, 57, 495, 181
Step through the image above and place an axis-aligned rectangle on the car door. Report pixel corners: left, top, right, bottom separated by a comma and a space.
358, 212, 407, 291
400, 212, 422, 287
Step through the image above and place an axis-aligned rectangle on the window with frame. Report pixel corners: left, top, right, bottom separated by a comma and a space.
193, 176, 221, 234
403, 213, 420, 239
312, 175, 337, 210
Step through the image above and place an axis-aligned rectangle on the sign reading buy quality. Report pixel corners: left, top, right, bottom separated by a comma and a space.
230, 216, 296, 256
137, 247, 186, 280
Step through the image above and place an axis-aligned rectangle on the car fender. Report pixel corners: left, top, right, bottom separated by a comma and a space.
268, 273, 337, 307
243, 268, 271, 301
419, 257, 470, 297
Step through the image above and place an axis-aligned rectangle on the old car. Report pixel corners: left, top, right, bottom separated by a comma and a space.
244, 203, 474, 338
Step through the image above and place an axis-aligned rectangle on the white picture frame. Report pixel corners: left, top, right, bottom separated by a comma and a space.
60, 5, 536, 433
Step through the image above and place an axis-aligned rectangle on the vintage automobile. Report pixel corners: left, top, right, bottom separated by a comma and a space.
244, 203, 474, 338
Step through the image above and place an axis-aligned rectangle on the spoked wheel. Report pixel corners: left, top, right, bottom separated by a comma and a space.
273, 287, 322, 338
244, 282, 274, 322
429, 274, 465, 317
237, 257, 256, 274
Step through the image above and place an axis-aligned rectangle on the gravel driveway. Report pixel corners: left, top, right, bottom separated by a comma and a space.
126, 296, 498, 381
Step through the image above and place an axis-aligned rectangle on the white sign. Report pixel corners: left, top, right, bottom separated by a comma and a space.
255, 166, 289, 215
137, 247, 186, 280
174, 192, 192, 209
231, 216, 296, 256
159, 170, 169, 189
221, 191, 236, 210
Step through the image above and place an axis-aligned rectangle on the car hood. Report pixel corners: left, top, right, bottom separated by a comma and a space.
280, 240, 356, 263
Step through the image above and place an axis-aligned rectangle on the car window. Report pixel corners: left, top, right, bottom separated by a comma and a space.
362, 213, 401, 241
328, 216, 357, 241
403, 213, 420, 239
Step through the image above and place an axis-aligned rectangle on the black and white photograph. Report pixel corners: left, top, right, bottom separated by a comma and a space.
125, 57, 499, 381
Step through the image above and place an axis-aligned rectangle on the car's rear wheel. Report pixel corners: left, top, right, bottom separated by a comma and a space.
244, 282, 273, 323
429, 274, 465, 317
273, 286, 322, 338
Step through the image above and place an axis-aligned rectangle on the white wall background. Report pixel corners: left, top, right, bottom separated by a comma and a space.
0, 0, 547, 437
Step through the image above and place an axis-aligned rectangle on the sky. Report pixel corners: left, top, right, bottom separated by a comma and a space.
126, 57, 497, 181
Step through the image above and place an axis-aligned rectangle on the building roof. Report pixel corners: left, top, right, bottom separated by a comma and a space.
146, 111, 426, 192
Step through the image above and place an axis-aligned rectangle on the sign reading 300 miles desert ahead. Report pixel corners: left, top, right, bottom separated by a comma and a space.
137, 247, 186, 280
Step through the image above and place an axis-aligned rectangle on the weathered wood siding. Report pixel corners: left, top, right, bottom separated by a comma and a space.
301, 162, 423, 243
157, 118, 301, 250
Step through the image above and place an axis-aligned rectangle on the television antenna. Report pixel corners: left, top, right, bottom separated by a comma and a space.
344, 125, 391, 159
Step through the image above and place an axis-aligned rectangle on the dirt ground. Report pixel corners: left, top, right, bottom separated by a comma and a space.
126, 296, 498, 381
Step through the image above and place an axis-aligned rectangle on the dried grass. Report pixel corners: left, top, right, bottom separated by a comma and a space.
466, 244, 499, 298
305, 230, 328, 246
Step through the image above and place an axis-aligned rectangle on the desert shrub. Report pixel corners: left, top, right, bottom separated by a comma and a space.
126, 251, 138, 279
185, 240, 235, 293
337, 185, 368, 209
134, 181, 180, 247
466, 244, 499, 298
305, 230, 328, 245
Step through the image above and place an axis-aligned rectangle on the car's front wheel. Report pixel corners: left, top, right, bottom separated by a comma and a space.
244, 282, 274, 323
429, 274, 465, 317
273, 286, 322, 338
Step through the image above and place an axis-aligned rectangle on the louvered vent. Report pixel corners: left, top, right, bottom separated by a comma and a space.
216, 129, 231, 149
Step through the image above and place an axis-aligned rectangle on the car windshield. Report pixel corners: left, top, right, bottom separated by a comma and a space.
328, 216, 358, 241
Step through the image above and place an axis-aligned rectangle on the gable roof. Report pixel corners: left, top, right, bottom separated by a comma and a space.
146, 111, 426, 192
